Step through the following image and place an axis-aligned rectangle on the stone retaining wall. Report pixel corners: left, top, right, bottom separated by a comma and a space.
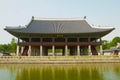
0, 56, 120, 64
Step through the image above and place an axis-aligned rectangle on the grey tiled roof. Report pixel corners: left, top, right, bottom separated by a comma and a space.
103, 48, 120, 52
5, 17, 114, 37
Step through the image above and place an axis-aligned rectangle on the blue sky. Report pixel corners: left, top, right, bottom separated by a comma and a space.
0, 0, 120, 44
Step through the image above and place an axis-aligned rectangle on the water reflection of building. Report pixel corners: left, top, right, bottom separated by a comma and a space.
5, 17, 114, 56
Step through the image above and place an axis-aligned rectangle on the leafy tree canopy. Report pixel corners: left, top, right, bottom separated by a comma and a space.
102, 36, 120, 50
0, 38, 17, 53
110, 36, 120, 47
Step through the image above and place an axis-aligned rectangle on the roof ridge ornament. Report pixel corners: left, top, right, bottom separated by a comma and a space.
32, 16, 34, 20
84, 16, 86, 19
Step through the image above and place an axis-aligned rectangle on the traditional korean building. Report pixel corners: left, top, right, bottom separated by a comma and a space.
5, 17, 114, 56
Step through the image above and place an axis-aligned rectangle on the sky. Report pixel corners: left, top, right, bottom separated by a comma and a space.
0, 0, 120, 44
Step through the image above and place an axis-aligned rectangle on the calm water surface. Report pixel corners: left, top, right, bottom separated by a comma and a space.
0, 63, 120, 80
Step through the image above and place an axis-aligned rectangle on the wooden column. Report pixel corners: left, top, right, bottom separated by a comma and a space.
16, 37, 20, 56
40, 45, 43, 56
52, 38, 55, 56
100, 37, 103, 55
21, 47, 24, 55
28, 37, 31, 56
16, 45, 19, 56
88, 37, 92, 55
40, 38, 43, 56
65, 38, 68, 56
77, 45, 80, 56
28, 45, 31, 56
100, 45, 103, 55
52, 45, 55, 56
88, 45, 92, 55
65, 45, 68, 56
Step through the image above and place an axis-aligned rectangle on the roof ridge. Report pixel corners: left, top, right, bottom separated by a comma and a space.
32, 16, 86, 21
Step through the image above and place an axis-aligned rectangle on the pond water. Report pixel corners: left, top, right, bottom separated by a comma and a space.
0, 63, 120, 80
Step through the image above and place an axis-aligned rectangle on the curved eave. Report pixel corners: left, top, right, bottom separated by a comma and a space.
88, 28, 115, 37
4, 27, 114, 38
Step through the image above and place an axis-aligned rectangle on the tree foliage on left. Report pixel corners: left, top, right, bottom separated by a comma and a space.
0, 38, 17, 53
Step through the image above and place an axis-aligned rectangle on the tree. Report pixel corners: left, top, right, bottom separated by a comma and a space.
102, 40, 110, 49
0, 45, 4, 52
8, 38, 17, 52
0, 38, 17, 53
109, 36, 120, 47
